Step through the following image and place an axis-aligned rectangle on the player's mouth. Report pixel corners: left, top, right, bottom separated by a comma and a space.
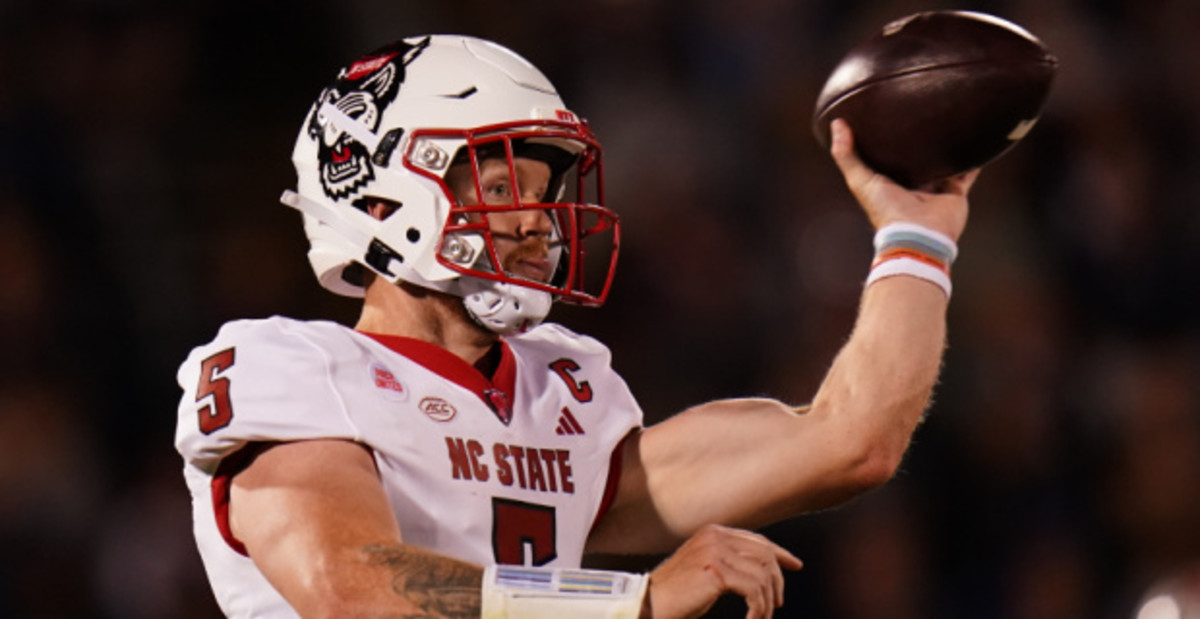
509, 256, 552, 282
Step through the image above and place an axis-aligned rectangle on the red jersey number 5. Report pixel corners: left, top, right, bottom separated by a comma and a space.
492, 497, 557, 566
197, 347, 236, 435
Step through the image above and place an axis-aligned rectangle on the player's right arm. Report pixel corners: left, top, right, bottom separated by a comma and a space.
176, 319, 482, 617
228, 439, 485, 618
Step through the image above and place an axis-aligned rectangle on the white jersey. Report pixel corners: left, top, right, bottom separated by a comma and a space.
175, 316, 643, 618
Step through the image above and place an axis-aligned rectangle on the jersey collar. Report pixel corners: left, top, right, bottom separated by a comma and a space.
359, 332, 518, 425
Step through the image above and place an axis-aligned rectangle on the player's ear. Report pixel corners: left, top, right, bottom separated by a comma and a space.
360, 198, 400, 221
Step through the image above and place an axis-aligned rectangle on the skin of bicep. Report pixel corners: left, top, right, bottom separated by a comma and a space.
229, 439, 483, 618
586, 400, 865, 555
587, 281, 950, 556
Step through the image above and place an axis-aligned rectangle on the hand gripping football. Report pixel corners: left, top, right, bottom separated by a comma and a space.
813, 11, 1058, 188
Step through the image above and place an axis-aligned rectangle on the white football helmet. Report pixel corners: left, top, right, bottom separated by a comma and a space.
282, 35, 619, 334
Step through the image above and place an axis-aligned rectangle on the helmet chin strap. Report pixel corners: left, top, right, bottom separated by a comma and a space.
458, 278, 553, 335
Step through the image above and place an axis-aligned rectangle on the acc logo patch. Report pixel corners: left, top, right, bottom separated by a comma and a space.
419, 396, 457, 422
370, 363, 408, 402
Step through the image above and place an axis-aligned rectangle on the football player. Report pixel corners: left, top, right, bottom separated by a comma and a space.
176, 35, 977, 618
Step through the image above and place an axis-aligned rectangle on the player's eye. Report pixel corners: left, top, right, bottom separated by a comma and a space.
483, 181, 512, 203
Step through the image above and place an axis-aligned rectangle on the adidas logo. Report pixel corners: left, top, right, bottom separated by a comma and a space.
555, 407, 586, 436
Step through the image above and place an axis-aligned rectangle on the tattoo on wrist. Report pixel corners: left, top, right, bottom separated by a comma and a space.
363, 544, 483, 618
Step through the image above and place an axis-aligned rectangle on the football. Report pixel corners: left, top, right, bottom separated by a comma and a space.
812, 10, 1058, 188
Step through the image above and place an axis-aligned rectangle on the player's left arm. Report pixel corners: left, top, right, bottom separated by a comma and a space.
588, 278, 948, 554
587, 121, 976, 554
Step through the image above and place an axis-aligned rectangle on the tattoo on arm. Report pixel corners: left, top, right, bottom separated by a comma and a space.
363, 544, 483, 618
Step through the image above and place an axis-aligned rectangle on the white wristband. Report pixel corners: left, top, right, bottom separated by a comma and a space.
481, 565, 648, 619
866, 256, 953, 298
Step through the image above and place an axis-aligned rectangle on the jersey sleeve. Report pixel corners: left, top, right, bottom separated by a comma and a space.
175, 317, 363, 474
528, 322, 645, 430
519, 323, 645, 533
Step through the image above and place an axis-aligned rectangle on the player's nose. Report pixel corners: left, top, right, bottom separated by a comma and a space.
515, 208, 554, 239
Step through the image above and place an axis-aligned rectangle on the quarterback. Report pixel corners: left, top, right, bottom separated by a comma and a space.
176, 35, 977, 618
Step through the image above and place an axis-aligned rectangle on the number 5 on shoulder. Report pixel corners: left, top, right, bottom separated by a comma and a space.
197, 347, 236, 435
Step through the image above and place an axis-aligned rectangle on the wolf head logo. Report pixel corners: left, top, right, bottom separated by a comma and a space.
307, 38, 429, 201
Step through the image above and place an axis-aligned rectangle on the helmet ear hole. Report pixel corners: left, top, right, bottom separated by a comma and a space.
342, 263, 367, 287
355, 197, 403, 221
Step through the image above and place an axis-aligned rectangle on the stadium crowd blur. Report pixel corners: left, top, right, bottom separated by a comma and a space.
2, 0, 1198, 617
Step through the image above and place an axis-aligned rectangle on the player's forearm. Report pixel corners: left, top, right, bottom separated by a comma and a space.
282, 543, 483, 619
361, 544, 483, 617
808, 275, 949, 482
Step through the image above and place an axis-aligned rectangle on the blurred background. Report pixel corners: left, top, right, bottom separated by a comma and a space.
2, 0, 1199, 617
